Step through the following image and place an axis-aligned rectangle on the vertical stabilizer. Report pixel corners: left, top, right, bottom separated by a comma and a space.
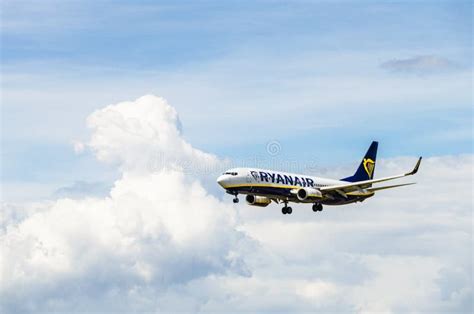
341, 141, 378, 182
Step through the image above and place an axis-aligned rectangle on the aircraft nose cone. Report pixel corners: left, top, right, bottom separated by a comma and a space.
217, 175, 226, 187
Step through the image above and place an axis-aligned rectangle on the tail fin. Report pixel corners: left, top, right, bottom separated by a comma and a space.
341, 141, 378, 182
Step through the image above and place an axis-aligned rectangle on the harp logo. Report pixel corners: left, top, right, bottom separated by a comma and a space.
363, 158, 375, 178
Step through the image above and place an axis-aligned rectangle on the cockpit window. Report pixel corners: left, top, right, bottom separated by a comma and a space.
223, 172, 238, 176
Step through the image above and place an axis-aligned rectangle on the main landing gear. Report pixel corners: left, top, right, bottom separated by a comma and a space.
312, 203, 323, 212
282, 202, 292, 215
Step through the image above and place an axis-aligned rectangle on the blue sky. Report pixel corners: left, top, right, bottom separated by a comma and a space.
1, 0, 472, 200
1, 2, 473, 313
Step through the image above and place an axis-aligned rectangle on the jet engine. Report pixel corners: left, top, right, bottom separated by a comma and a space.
246, 195, 272, 207
297, 187, 322, 201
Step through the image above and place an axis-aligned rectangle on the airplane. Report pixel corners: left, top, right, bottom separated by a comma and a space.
216, 141, 422, 214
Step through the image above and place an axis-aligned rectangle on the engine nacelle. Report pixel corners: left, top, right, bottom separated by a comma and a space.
246, 195, 271, 207
297, 187, 322, 201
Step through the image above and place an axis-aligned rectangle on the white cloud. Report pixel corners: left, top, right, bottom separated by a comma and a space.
233, 154, 473, 312
1, 168, 252, 312
1, 96, 472, 313
86, 95, 220, 173
0, 96, 248, 313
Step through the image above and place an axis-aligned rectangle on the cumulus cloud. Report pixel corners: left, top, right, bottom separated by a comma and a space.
86, 95, 220, 173
0, 95, 472, 313
380, 55, 461, 75
1, 171, 249, 312
0, 95, 248, 313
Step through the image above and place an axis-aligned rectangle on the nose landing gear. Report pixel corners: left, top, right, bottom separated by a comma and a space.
231, 191, 239, 203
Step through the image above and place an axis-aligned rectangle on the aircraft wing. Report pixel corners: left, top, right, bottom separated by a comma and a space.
320, 157, 422, 193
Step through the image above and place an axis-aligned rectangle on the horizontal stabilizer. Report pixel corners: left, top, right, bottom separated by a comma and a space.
321, 157, 422, 192
367, 182, 416, 192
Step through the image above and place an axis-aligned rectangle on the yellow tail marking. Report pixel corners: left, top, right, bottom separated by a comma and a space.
363, 158, 375, 178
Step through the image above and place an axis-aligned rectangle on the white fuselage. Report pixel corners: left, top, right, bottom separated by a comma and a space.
217, 167, 344, 191
216, 167, 371, 205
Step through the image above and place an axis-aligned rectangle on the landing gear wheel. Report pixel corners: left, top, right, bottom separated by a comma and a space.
286, 207, 292, 214
233, 196, 239, 203
312, 203, 323, 212
282, 201, 289, 215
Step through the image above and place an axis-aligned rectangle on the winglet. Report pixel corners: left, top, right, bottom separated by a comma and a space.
406, 157, 422, 175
